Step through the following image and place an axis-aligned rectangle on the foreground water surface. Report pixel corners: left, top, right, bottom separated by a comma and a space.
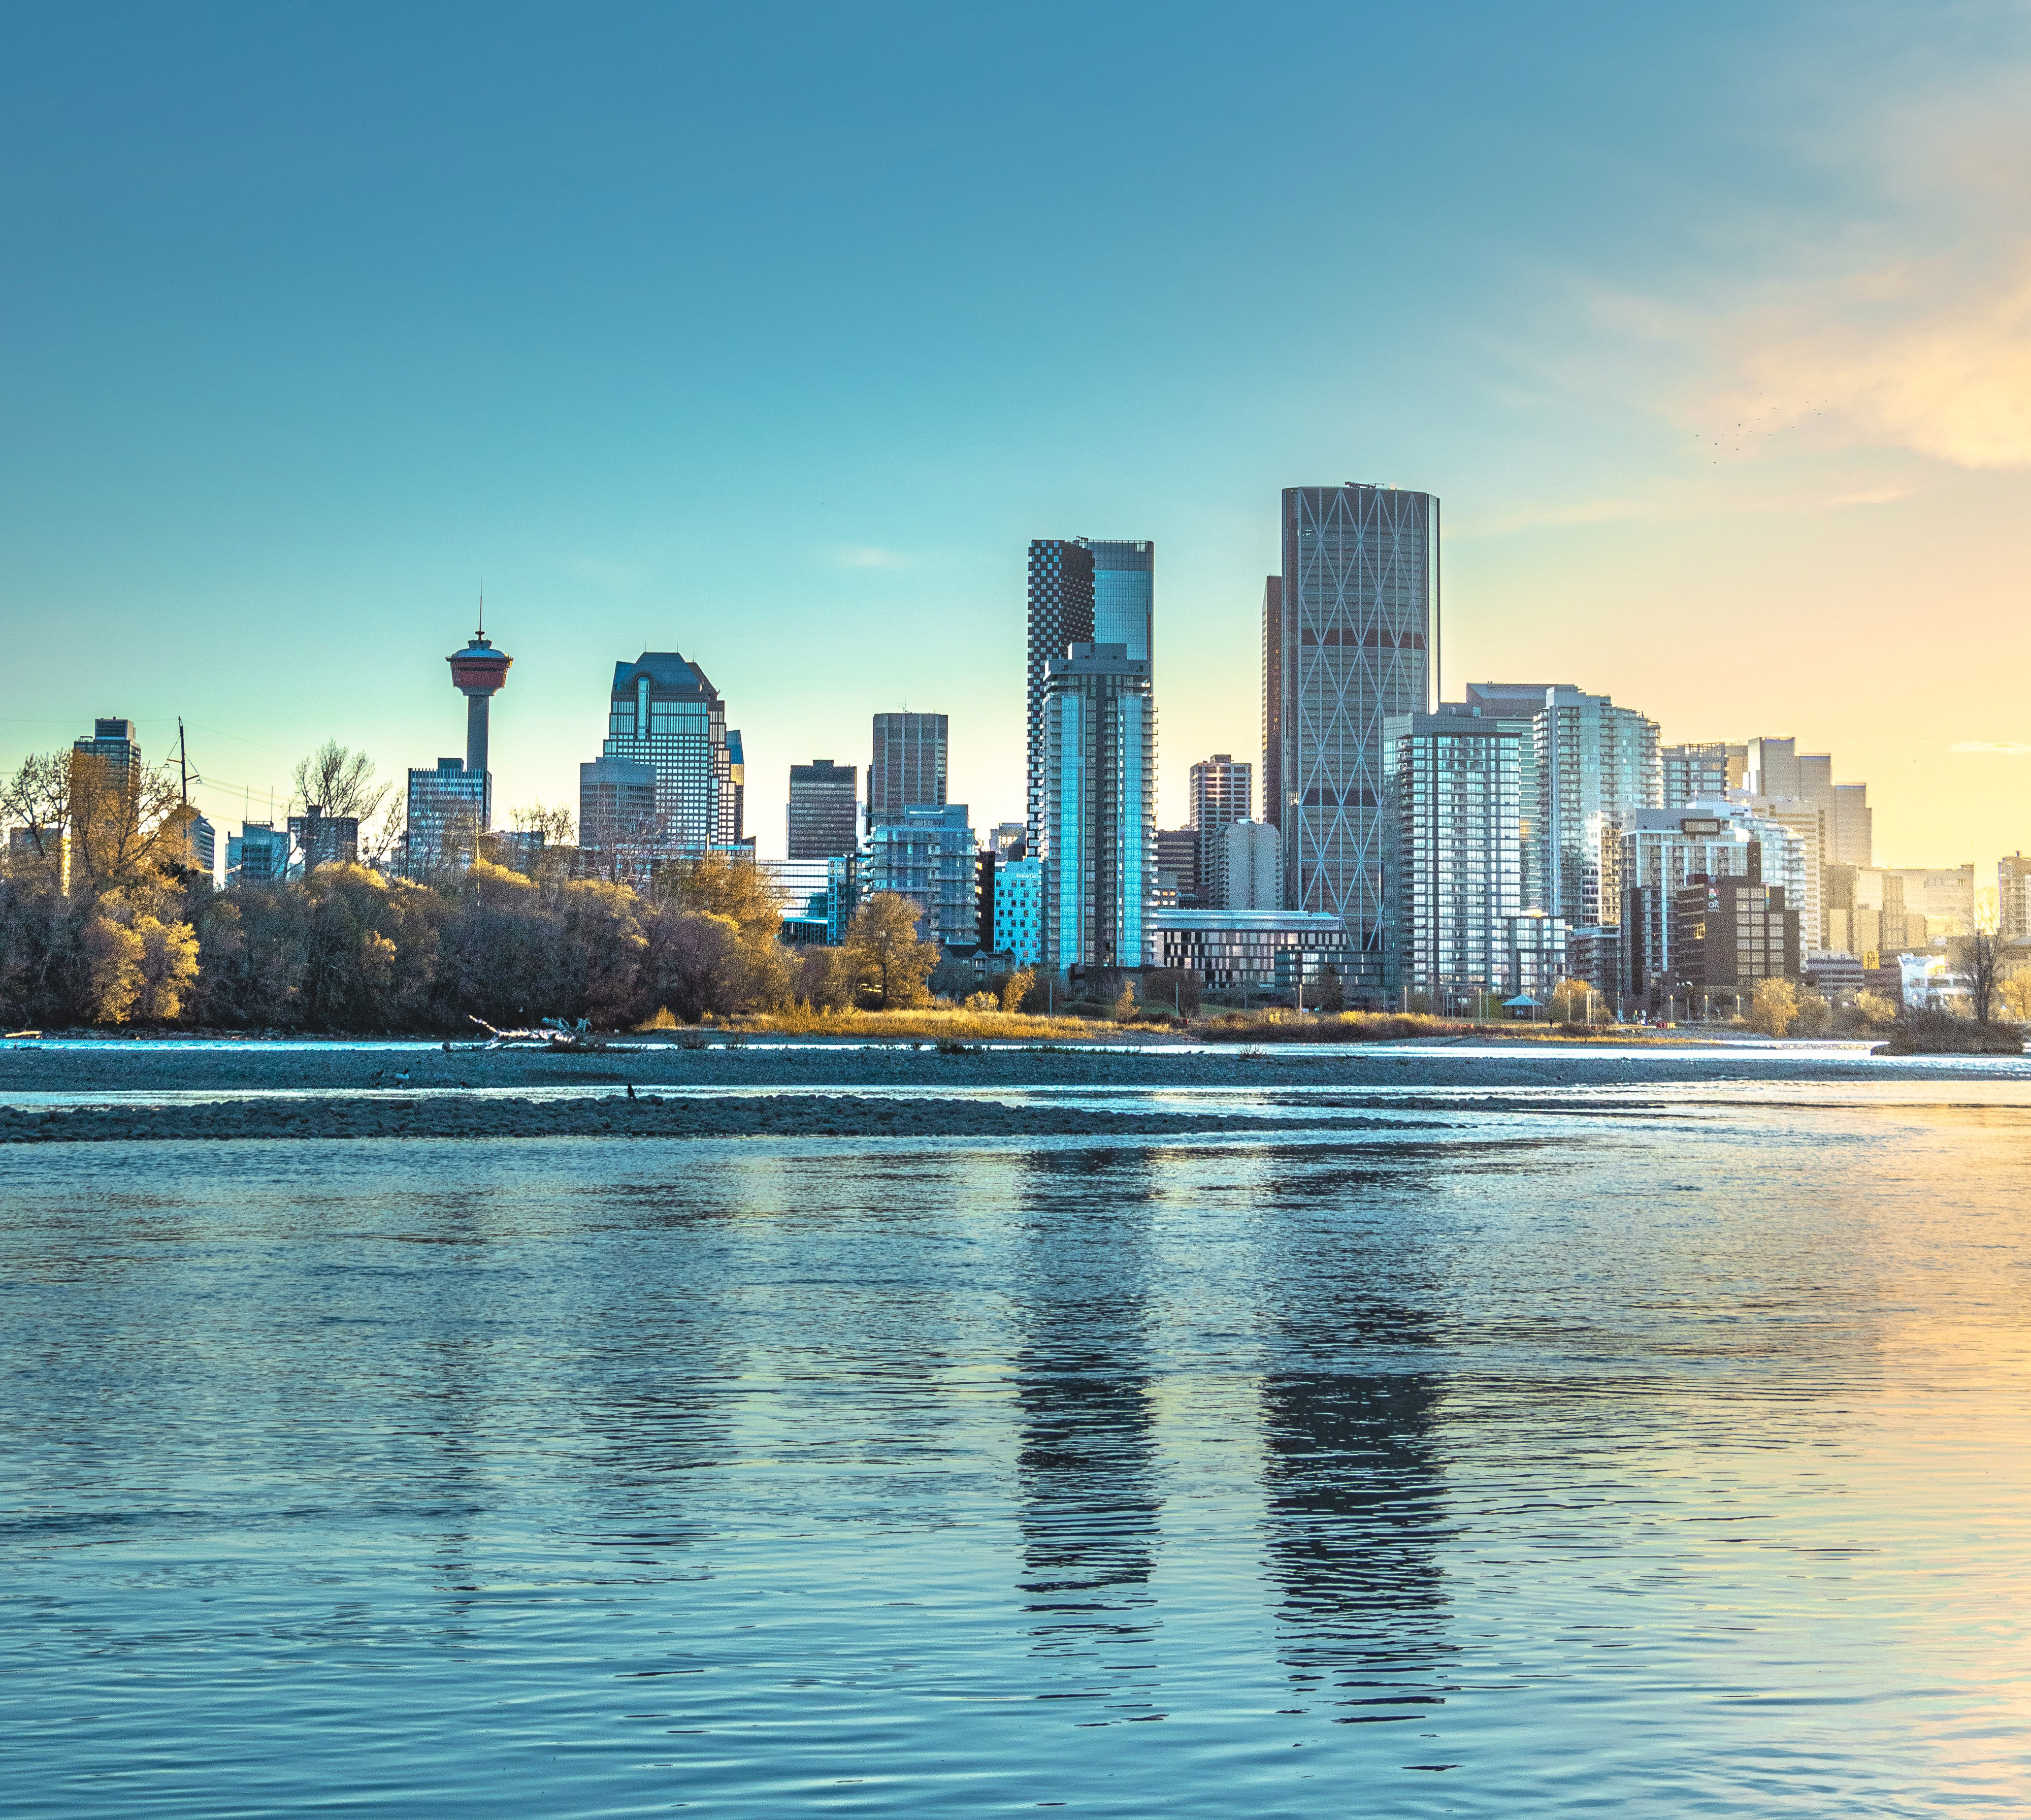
5, 1085, 2029, 1815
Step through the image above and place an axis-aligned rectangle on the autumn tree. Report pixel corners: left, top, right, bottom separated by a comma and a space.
2001, 967, 2031, 1025
842, 892, 940, 1010
1748, 977, 1801, 1036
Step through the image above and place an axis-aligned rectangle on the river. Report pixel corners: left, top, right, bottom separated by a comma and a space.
4, 1081, 2027, 1814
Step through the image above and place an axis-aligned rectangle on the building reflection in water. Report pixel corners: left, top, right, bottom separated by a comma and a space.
1256, 1151, 1456, 1718
1010, 1147, 1162, 1709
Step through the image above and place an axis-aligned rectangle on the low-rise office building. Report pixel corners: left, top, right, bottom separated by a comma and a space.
992, 856, 1042, 965
1669, 867, 1802, 1004
227, 821, 292, 884
1150, 907, 1352, 991
286, 805, 360, 872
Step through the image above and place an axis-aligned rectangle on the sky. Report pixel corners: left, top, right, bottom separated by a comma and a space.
2, 1, 2027, 867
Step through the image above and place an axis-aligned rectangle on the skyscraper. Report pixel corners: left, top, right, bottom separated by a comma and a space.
1620, 806, 1770, 1009
788, 759, 860, 858
868, 713, 948, 827
1661, 742, 1734, 808
73, 718, 140, 786
2002, 853, 2031, 941
1189, 754, 1252, 907
1041, 643, 1155, 972
598, 651, 740, 850
1832, 784, 1873, 869
1261, 577, 1284, 831
404, 758, 488, 875
1463, 684, 1660, 928
1536, 688, 1661, 929
1090, 540, 1154, 661
1026, 539, 1096, 857
1279, 484, 1438, 998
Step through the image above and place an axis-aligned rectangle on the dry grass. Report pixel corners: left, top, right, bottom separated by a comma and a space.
662, 1001, 1678, 1047
729, 1003, 1140, 1044
1197, 1011, 1469, 1044
1197, 1010, 1668, 1044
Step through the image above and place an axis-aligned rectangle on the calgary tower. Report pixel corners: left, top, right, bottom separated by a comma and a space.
446, 609, 512, 825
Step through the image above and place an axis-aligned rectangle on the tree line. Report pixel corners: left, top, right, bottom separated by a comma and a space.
0, 744, 962, 1031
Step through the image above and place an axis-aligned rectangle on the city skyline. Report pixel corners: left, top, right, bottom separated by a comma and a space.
1, 7, 2024, 873
17, 518, 2020, 889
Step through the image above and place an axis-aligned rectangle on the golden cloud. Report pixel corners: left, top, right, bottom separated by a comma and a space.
1702, 255, 2031, 468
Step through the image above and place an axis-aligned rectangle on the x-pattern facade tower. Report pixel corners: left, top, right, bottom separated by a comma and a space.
1278, 484, 1437, 997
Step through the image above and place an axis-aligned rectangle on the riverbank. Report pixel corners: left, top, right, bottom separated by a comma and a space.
0, 1031, 2024, 1131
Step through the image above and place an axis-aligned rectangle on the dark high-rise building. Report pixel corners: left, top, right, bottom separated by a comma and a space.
286, 805, 360, 872
1670, 859, 1802, 999
1189, 754, 1253, 908
73, 718, 140, 785
1278, 484, 1438, 998
1262, 577, 1284, 831
1026, 539, 1096, 857
868, 713, 947, 828
788, 759, 859, 858
1156, 826, 1199, 908
447, 630, 512, 823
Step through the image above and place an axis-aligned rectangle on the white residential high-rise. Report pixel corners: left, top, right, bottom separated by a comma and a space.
1041, 643, 1155, 972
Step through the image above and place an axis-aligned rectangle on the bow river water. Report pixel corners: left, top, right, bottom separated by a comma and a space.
4, 1080, 2028, 1815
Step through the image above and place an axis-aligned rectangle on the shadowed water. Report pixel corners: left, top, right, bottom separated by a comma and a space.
4, 1089, 2029, 1815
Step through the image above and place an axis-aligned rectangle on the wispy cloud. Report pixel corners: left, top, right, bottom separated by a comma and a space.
1696, 253, 2031, 469
1949, 740, 2031, 755
827, 544, 909, 570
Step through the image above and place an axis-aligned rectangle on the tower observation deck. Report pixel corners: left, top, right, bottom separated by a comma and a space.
447, 629, 512, 786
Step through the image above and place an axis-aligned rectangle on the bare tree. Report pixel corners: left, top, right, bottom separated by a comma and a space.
1962, 928, 2004, 1025
510, 802, 576, 847
0, 753, 71, 883
290, 741, 392, 821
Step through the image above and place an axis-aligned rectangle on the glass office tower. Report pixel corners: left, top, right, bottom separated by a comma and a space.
1089, 539, 1154, 662
1277, 484, 1437, 1000
599, 651, 738, 850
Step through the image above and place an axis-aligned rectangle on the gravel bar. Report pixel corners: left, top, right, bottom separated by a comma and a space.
0, 1091, 1410, 1145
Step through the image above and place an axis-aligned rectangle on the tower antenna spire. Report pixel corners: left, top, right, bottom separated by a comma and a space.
478, 581, 485, 639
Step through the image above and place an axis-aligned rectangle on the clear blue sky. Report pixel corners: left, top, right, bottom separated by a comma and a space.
4, 2, 2027, 862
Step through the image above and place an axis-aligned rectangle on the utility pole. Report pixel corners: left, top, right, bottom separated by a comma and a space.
177, 719, 191, 804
